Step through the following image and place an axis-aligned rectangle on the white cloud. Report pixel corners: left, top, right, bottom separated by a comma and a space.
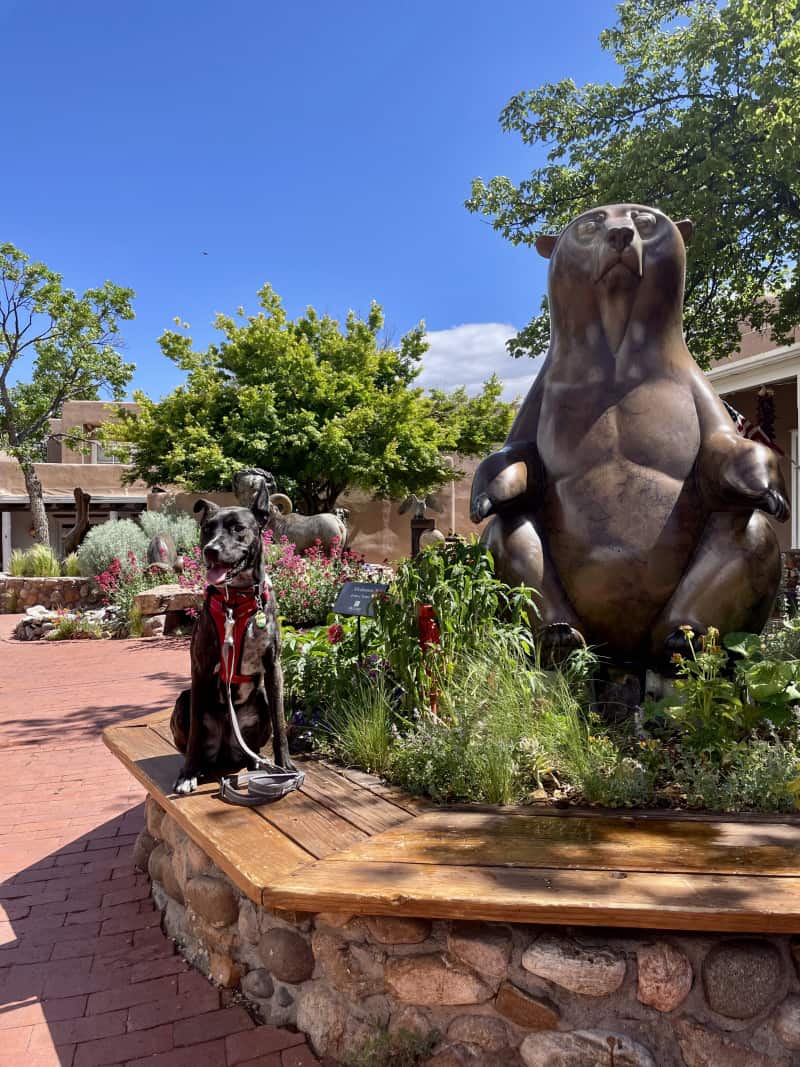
419, 322, 544, 402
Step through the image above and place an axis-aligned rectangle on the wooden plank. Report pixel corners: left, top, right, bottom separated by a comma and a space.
299, 762, 414, 835
445, 800, 800, 825
123, 709, 175, 730
335, 765, 434, 815
103, 723, 312, 900
262, 858, 800, 932
256, 785, 369, 859
330, 810, 800, 878
132, 719, 368, 860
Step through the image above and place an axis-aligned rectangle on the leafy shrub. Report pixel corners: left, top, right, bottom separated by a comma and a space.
138, 509, 199, 555
374, 539, 534, 716
282, 617, 369, 721
61, 553, 82, 577
77, 519, 149, 578
180, 531, 368, 628
265, 533, 368, 627
95, 553, 167, 636
677, 740, 800, 813
45, 616, 104, 641
9, 545, 61, 577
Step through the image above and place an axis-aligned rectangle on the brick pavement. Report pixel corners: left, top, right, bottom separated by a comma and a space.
0, 615, 321, 1067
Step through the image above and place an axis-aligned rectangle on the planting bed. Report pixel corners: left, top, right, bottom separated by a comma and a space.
106, 710, 800, 1065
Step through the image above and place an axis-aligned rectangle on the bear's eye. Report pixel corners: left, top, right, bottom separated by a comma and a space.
576, 220, 598, 239
634, 212, 657, 235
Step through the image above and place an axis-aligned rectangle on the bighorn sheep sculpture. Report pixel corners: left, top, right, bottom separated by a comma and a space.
266, 493, 347, 554
231, 469, 347, 554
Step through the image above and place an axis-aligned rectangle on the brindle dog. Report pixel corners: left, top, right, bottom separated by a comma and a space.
171, 479, 292, 794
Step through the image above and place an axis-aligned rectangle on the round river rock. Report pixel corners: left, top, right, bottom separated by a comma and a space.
701, 938, 783, 1019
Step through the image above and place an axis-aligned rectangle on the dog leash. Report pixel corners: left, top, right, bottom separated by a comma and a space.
217, 596, 305, 807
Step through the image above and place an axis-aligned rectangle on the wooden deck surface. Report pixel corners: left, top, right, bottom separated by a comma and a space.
105, 711, 800, 932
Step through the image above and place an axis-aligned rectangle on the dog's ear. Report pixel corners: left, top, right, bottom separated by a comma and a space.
193, 499, 219, 525
251, 480, 272, 528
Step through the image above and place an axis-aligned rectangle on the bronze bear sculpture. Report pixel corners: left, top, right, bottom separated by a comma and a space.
471, 204, 789, 668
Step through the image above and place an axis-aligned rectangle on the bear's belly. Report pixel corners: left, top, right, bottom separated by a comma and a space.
539, 378, 701, 483
540, 460, 705, 653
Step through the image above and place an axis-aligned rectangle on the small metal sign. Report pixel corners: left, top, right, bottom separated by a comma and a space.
332, 581, 388, 618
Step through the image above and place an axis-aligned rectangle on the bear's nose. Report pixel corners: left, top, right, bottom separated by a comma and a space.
606, 221, 635, 252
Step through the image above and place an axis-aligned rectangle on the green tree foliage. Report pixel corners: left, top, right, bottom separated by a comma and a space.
0, 244, 135, 545
114, 286, 511, 513
429, 373, 515, 456
466, 0, 800, 366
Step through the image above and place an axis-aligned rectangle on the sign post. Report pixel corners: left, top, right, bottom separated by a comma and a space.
332, 581, 389, 663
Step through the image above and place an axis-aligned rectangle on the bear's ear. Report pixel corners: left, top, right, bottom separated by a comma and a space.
535, 233, 559, 259
675, 219, 694, 246
193, 499, 219, 525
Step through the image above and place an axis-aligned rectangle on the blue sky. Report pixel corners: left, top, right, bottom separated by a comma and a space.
2, 0, 619, 403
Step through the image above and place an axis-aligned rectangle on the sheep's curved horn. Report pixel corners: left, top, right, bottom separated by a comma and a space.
269, 493, 293, 515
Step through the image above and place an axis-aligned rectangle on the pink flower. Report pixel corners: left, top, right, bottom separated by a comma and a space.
327, 623, 344, 644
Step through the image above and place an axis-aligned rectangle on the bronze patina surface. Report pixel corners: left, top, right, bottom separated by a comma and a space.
471, 204, 789, 666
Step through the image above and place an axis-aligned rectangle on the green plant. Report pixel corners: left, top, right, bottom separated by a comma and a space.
352, 1027, 438, 1067
374, 539, 535, 715
282, 616, 372, 723
45, 616, 103, 640
324, 674, 397, 775
390, 641, 548, 804
76, 519, 149, 578
759, 617, 800, 663
645, 628, 751, 752
9, 544, 61, 577
94, 554, 167, 636
677, 740, 800, 814
61, 552, 82, 577
138, 509, 199, 555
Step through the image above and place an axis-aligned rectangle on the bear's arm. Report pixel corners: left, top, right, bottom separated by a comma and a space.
470, 440, 543, 522
469, 357, 549, 523
692, 375, 789, 521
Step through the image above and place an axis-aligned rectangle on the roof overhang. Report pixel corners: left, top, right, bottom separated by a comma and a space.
706, 342, 800, 395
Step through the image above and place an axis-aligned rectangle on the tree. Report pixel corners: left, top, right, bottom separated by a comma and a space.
466, 0, 800, 366
0, 244, 135, 546
430, 373, 516, 455
113, 285, 513, 514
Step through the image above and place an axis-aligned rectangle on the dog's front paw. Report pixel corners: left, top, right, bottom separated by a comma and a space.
174, 773, 198, 794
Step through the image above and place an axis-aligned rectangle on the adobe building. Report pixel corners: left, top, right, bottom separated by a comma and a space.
0, 400, 148, 567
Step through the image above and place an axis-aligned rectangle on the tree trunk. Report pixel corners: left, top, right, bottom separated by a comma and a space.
20, 459, 50, 547
63, 487, 92, 556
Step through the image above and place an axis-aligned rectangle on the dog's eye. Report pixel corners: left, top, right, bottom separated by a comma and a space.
233, 523, 246, 533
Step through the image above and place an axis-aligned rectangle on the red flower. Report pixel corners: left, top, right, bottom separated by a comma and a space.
327, 623, 344, 645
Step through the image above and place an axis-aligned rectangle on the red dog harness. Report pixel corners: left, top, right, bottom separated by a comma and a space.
207, 582, 269, 685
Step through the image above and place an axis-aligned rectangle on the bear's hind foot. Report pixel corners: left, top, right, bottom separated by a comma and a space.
663, 626, 707, 667
537, 622, 586, 667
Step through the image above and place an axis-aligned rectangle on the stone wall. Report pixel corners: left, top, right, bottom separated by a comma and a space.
0, 574, 101, 613
135, 796, 800, 1066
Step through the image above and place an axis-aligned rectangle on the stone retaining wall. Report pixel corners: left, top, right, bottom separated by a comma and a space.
135, 796, 800, 1066
0, 574, 101, 613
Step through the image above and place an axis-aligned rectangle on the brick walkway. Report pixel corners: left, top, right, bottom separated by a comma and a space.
0, 616, 320, 1067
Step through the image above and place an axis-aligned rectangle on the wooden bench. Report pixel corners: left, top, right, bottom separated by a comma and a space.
105, 711, 800, 933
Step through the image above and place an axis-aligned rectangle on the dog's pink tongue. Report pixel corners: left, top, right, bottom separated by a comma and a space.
205, 564, 229, 587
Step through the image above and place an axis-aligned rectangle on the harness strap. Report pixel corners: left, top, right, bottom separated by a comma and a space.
207, 582, 269, 684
